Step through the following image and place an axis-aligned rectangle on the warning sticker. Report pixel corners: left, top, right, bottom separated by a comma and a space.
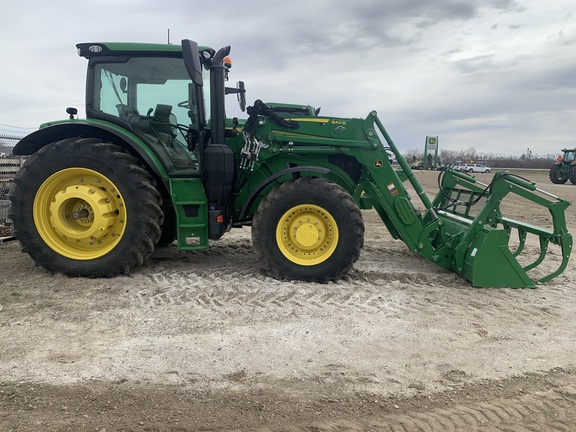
387, 183, 399, 197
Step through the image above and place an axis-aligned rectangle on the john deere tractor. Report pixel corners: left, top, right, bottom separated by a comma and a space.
9, 39, 572, 287
549, 148, 576, 184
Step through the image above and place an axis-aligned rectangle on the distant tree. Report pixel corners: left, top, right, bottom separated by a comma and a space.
404, 149, 424, 163
439, 149, 459, 165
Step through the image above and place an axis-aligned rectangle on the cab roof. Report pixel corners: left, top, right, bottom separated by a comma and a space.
77, 42, 213, 59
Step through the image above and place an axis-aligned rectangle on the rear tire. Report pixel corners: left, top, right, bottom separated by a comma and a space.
9, 138, 162, 277
156, 204, 177, 247
549, 165, 568, 184
252, 177, 364, 282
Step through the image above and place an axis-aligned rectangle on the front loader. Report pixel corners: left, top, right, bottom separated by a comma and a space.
9, 39, 572, 288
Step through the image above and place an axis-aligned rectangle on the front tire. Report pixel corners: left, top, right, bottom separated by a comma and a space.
252, 177, 364, 282
9, 138, 162, 277
549, 165, 568, 184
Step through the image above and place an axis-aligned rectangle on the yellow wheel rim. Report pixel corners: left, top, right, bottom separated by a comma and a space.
276, 204, 339, 266
33, 168, 127, 260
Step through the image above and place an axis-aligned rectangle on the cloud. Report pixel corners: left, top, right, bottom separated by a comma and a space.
0, 0, 574, 156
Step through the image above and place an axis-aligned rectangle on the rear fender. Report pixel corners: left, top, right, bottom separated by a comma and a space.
13, 121, 169, 189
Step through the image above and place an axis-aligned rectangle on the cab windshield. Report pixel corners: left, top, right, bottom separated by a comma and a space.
92, 56, 206, 175
563, 151, 575, 163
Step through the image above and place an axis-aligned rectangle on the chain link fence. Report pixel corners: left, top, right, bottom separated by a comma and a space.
1, 137, 25, 231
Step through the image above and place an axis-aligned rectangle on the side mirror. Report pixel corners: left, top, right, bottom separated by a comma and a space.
237, 81, 246, 112
224, 81, 247, 112
120, 77, 128, 93
181, 39, 203, 87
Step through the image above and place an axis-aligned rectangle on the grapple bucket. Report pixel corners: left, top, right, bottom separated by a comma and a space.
434, 170, 572, 288
360, 114, 570, 288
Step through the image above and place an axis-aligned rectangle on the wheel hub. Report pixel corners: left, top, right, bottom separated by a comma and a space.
49, 184, 117, 242
71, 207, 91, 221
295, 222, 320, 248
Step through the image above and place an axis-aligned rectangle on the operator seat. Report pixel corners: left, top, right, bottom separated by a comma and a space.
149, 104, 178, 143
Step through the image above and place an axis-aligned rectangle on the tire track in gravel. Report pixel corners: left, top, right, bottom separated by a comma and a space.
132, 229, 572, 324
237, 385, 576, 432
127, 263, 570, 329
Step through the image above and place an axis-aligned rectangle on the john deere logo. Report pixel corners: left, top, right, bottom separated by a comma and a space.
428, 137, 437, 145
374, 160, 383, 168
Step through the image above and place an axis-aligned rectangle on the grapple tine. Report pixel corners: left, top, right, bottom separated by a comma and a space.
510, 226, 528, 257
537, 232, 573, 283
523, 236, 549, 272
538, 254, 571, 283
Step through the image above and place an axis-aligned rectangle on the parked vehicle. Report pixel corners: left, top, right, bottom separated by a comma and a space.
549, 148, 576, 184
454, 163, 491, 173
410, 161, 424, 170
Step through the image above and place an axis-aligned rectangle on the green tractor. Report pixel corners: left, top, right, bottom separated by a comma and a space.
549, 148, 576, 184
9, 40, 573, 287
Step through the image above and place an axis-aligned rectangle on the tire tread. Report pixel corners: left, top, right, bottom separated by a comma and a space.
9, 138, 162, 278
252, 177, 364, 282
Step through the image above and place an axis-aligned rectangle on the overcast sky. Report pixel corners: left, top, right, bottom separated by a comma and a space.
1, 0, 574, 156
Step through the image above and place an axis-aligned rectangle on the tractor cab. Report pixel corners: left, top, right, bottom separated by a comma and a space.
77, 43, 204, 176
76, 42, 245, 179
560, 148, 576, 163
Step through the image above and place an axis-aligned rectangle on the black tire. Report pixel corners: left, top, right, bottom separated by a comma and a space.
569, 166, 576, 185
8, 138, 162, 277
252, 177, 364, 282
156, 204, 177, 247
549, 165, 568, 184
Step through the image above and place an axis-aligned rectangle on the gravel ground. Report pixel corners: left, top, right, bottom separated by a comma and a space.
1, 169, 575, 431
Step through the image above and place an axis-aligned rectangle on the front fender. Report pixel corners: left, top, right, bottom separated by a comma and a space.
238, 166, 331, 220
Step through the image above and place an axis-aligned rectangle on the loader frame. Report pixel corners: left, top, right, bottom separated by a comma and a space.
239, 108, 572, 288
